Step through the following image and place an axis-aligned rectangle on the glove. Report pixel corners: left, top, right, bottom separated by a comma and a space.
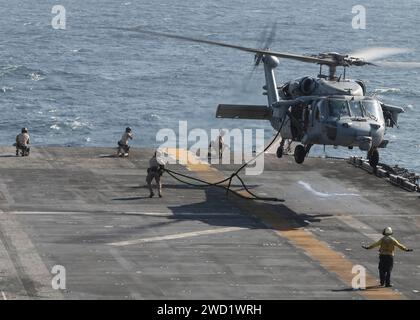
362, 245, 369, 250
406, 248, 413, 252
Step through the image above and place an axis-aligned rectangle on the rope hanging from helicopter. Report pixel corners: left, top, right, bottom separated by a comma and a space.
163, 116, 287, 202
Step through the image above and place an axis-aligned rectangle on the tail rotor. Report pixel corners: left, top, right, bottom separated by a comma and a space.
242, 22, 277, 92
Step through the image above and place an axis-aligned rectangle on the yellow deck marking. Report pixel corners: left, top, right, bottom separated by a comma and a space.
167, 148, 405, 300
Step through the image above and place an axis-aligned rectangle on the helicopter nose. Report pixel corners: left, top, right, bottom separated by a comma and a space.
342, 122, 370, 135
354, 123, 383, 151
338, 122, 373, 151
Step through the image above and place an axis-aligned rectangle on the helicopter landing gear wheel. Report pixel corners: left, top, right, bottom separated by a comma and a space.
294, 145, 306, 164
368, 148, 379, 168
277, 139, 285, 158
276, 146, 283, 158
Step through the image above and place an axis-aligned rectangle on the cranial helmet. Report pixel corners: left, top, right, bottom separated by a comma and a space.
383, 227, 393, 236
22, 127, 28, 133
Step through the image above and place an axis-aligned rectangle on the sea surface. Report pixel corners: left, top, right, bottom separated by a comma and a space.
0, 0, 419, 171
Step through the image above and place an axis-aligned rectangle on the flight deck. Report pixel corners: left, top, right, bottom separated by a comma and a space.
0, 147, 418, 300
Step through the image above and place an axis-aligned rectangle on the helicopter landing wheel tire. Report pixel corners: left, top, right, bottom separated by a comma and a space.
276, 146, 283, 158
368, 149, 379, 168
294, 145, 306, 164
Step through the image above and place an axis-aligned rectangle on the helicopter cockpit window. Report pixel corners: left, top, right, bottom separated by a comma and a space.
348, 100, 363, 118
362, 100, 382, 121
328, 99, 350, 118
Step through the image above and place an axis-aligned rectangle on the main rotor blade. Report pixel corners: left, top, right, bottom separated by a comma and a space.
374, 61, 420, 68
350, 47, 412, 61
121, 27, 333, 65
241, 23, 277, 92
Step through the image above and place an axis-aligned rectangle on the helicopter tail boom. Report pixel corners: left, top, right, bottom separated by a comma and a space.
216, 104, 272, 120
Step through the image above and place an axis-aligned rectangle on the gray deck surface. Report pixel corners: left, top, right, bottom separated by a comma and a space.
0, 147, 418, 300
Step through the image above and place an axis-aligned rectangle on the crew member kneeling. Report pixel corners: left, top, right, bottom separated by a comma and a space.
117, 127, 133, 157
15, 127, 30, 157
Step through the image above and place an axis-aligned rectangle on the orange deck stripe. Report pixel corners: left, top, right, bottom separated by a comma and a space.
167, 149, 404, 300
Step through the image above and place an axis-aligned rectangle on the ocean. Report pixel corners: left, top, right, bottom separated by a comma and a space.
0, 0, 419, 171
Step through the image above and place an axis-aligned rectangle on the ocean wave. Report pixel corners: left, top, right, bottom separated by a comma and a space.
50, 124, 60, 131
142, 113, 161, 121
387, 134, 397, 140
70, 48, 91, 54
373, 87, 401, 94
69, 120, 90, 130
30, 72, 44, 81
1, 86, 14, 93
49, 117, 92, 132
50, 70, 78, 77
0, 64, 45, 80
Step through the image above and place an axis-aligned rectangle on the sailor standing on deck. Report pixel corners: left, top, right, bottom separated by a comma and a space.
15, 127, 30, 156
117, 127, 133, 157
146, 150, 166, 198
208, 129, 225, 159
362, 227, 413, 287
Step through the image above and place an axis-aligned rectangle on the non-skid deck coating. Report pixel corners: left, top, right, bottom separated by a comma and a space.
0, 147, 418, 300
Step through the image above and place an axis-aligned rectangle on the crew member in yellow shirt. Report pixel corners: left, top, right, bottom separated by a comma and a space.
363, 227, 413, 287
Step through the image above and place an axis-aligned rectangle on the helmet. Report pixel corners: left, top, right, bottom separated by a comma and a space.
125, 127, 132, 132
21, 127, 28, 133
383, 227, 393, 236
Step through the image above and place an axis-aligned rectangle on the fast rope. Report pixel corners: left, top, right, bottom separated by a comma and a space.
163, 117, 287, 202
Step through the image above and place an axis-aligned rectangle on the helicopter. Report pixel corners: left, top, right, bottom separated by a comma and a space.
122, 27, 418, 168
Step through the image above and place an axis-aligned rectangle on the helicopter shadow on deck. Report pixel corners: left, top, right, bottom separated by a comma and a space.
111, 183, 260, 201
111, 184, 202, 200
111, 180, 333, 231
56, 183, 332, 246
164, 186, 333, 230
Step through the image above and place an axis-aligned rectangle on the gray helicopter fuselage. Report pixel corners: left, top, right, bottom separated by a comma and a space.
273, 95, 386, 151
122, 28, 410, 166
258, 55, 401, 153
216, 54, 403, 161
